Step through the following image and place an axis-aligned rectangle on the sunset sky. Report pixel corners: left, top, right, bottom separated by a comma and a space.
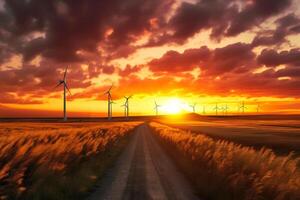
0, 0, 300, 117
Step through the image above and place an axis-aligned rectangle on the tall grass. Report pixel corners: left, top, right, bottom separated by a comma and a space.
149, 122, 300, 200
0, 122, 139, 200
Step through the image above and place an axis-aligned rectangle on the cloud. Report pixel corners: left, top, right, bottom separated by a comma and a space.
148, 46, 210, 72
0, 0, 299, 109
0, 93, 43, 104
251, 13, 300, 47
142, 42, 300, 97
1, 0, 175, 63
144, 0, 293, 46
226, 0, 292, 36
148, 42, 255, 75
257, 48, 300, 67
169, 0, 236, 42
208, 43, 255, 75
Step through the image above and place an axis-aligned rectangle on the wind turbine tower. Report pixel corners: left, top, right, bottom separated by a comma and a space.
121, 103, 127, 117
109, 100, 116, 118
104, 85, 113, 120
256, 103, 261, 113
124, 95, 133, 118
190, 103, 197, 113
222, 104, 228, 115
54, 66, 71, 121
213, 103, 219, 115
154, 101, 161, 116
239, 101, 246, 114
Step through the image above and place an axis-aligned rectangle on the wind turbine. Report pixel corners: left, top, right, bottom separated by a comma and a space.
190, 103, 197, 113
124, 95, 133, 118
154, 101, 161, 116
121, 103, 127, 117
202, 105, 206, 115
104, 85, 113, 120
256, 103, 261, 113
238, 101, 246, 114
109, 100, 116, 118
54, 66, 71, 121
222, 104, 229, 115
213, 103, 219, 115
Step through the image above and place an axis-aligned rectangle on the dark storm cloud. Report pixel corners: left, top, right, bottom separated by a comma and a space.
0, 0, 296, 63
148, 43, 254, 75
1, 0, 174, 62
210, 43, 255, 75
169, 0, 237, 42
146, 0, 293, 46
276, 67, 300, 78
226, 0, 292, 36
251, 13, 300, 47
148, 46, 210, 72
257, 48, 300, 67
144, 42, 300, 97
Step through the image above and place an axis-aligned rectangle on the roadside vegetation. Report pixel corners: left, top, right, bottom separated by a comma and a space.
149, 122, 300, 200
160, 116, 300, 156
0, 122, 140, 200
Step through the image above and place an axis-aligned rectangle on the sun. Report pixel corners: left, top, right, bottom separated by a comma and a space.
161, 99, 183, 114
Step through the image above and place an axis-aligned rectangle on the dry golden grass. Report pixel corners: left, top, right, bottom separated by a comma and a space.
160, 117, 300, 156
0, 122, 140, 200
149, 122, 300, 200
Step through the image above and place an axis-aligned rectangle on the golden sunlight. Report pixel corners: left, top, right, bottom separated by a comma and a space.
161, 99, 184, 114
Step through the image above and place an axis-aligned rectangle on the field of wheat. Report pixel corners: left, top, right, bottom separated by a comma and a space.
161, 117, 300, 156
0, 122, 140, 200
149, 122, 300, 200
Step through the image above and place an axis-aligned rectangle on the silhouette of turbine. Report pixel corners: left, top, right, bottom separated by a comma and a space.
121, 103, 127, 117
54, 66, 71, 121
109, 100, 116, 118
222, 104, 228, 115
124, 95, 133, 118
104, 85, 113, 120
256, 103, 261, 113
202, 105, 206, 114
154, 101, 161, 116
190, 103, 197, 113
238, 101, 246, 114
213, 103, 219, 115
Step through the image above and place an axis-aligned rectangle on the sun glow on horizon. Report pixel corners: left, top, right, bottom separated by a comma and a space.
161, 99, 185, 114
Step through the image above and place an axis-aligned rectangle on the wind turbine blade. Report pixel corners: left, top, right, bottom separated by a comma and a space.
65, 83, 71, 95
108, 84, 113, 92
54, 82, 63, 89
103, 85, 113, 96
63, 66, 68, 80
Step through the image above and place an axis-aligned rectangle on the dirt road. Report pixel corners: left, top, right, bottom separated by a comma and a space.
87, 123, 199, 200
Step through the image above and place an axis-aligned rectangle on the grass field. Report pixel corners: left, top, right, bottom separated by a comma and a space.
0, 121, 140, 200
1, 115, 299, 200
160, 115, 300, 156
150, 122, 300, 200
